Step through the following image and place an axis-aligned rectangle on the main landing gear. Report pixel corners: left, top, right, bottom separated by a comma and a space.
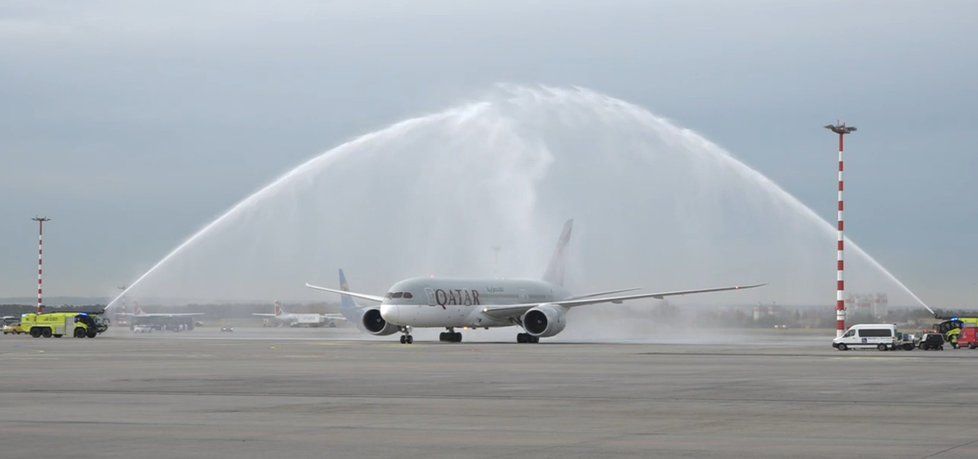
399, 326, 414, 344
516, 333, 539, 344
439, 328, 462, 343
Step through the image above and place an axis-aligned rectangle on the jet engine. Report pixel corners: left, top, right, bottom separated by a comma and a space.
522, 304, 567, 338
361, 308, 399, 336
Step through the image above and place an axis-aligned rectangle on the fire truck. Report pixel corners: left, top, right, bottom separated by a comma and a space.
20, 312, 108, 338
934, 317, 978, 349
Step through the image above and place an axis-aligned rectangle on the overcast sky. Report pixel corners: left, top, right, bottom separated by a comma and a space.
1, 1, 976, 307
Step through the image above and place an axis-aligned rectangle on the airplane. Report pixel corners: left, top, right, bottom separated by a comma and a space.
118, 304, 205, 331
252, 301, 346, 328
307, 219, 765, 344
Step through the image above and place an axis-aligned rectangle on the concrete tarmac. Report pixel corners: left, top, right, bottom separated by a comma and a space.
1, 328, 976, 458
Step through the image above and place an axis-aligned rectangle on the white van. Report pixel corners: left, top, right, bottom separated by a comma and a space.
832, 324, 897, 351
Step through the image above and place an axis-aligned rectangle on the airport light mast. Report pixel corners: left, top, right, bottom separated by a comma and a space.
824, 123, 856, 338
32, 216, 51, 314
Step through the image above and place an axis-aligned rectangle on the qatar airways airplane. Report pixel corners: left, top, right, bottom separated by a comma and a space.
306, 220, 763, 344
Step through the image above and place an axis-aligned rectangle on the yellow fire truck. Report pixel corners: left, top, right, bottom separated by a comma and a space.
20, 312, 106, 338
935, 317, 978, 349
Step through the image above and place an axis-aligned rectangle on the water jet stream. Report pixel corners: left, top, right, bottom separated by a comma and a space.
107, 85, 930, 318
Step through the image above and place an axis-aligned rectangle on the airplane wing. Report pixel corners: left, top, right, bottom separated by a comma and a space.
252, 313, 278, 317
322, 314, 347, 320
305, 283, 385, 302
482, 284, 765, 319
564, 287, 642, 301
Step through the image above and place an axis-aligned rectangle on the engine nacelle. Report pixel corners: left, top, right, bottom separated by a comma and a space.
522, 304, 567, 338
361, 308, 399, 336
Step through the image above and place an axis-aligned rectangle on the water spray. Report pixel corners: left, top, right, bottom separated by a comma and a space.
31, 216, 50, 314
105, 86, 935, 318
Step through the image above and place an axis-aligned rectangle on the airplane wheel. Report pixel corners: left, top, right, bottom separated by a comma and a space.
517, 333, 527, 343
439, 332, 448, 342
400, 335, 407, 344
406, 335, 413, 344
454, 333, 462, 343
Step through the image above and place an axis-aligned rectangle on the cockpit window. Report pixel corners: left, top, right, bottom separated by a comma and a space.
392, 292, 403, 299
403, 292, 413, 299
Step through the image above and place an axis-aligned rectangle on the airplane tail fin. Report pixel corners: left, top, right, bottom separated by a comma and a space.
338, 269, 362, 322
273, 301, 284, 316
542, 219, 573, 286
135, 304, 145, 316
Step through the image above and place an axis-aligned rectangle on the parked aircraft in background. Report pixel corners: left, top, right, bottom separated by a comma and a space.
253, 301, 346, 328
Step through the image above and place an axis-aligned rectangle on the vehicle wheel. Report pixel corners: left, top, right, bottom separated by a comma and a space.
837, 343, 847, 351
30, 328, 41, 338
877, 344, 887, 351
86, 330, 97, 338
41, 328, 52, 338
53, 334, 62, 338
74, 328, 86, 338
904, 343, 914, 351
971, 344, 976, 350
400, 335, 407, 344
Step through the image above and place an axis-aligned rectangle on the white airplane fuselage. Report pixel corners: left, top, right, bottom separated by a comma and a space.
282, 313, 327, 326
378, 277, 568, 328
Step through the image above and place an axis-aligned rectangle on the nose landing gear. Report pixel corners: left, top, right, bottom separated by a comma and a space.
439, 328, 462, 343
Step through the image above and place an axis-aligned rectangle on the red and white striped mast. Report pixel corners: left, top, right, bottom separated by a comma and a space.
32, 216, 51, 314
824, 123, 856, 338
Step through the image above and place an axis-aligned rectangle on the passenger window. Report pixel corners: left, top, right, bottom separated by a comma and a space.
403, 292, 413, 299
392, 292, 403, 299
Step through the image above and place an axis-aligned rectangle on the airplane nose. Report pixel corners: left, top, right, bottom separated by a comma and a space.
380, 304, 399, 323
